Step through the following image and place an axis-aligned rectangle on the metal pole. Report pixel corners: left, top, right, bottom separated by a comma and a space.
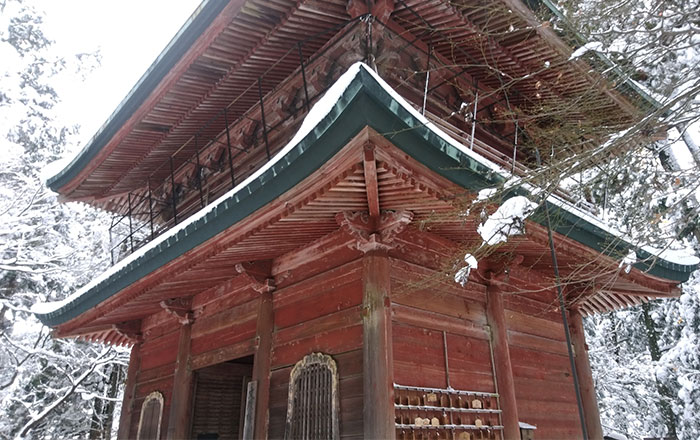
422, 43, 432, 116
147, 181, 154, 240
442, 331, 451, 389
469, 86, 479, 150
195, 135, 205, 208
127, 193, 134, 253
512, 120, 519, 173
298, 42, 310, 113
535, 148, 590, 440
109, 218, 115, 265
224, 108, 236, 187
169, 156, 178, 225
258, 77, 271, 160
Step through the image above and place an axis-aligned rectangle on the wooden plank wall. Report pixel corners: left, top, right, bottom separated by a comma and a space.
504, 290, 583, 439
268, 234, 365, 440
389, 242, 495, 394
125, 226, 586, 440
127, 276, 260, 439
390, 233, 586, 439
127, 315, 180, 439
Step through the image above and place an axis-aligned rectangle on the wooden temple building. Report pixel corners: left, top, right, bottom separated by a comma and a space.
37, 1, 696, 439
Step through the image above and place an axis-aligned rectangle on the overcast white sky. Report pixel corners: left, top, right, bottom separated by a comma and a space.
38, 0, 201, 151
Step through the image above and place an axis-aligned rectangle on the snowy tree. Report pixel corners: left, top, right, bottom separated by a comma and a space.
540, 1, 700, 438
443, 1, 700, 438
0, 1, 127, 438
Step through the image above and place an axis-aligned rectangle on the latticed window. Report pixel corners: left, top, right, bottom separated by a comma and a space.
137, 391, 164, 440
285, 353, 339, 440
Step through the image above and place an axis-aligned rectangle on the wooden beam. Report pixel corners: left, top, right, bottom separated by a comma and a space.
362, 250, 395, 440
336, 209, 413, 252
569, 308, 604, 440
485, 279, 520, 440
166, 323, 193, 439
253, 285, 274, 439
364, 145, 380, 217
236, 260, 275, 293
160, 298, 193, 325
112, 320, 142, 345
117, 343, 141, 439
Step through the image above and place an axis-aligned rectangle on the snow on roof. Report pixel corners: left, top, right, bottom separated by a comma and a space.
33, 63, 364, 316
34, 61, 697, 320
359, 61, 698, 267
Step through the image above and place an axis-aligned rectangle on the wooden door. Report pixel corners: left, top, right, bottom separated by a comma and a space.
190, 361, 254, 440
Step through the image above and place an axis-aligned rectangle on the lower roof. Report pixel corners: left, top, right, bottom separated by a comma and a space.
34, 63, 697, 329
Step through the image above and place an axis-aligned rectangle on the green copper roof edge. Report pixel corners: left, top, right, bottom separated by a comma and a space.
46, 0, 227, 191
38, 65, 694, 327
353, 69, 694, 282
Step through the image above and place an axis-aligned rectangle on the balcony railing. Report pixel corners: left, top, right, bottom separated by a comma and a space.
108, 13, 597, 264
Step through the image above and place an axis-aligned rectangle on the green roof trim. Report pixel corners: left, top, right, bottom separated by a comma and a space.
36, 65, 695, 327
46, 0, 228, 192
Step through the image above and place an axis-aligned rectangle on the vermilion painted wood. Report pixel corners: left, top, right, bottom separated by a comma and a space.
272, 324, 363, 368
166, 323, 194, 439
485, 282, 520, 440
117, 343, 141, 440
570, 308, 604, 439
274, 281, 363, 330
363, 146, 380, 217
253, 291, 273, 439
362, 251, 395, 440
190, 318, 257, 356
58, 0, 248, 198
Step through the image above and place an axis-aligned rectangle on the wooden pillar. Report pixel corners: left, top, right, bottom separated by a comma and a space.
117, 343, 141, 439
166, 323, 193, 439
569, 308, 604, 440
485, 282, 520, 440
362, 250, 395, 440
252, 288, 274, 439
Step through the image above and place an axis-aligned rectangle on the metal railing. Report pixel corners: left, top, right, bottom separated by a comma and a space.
108, 10, 597, 264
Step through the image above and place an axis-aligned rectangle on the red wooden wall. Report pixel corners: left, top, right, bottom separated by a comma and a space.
123, 228, 589, 439
268, 233, 365, 439
504, 292, 583, 439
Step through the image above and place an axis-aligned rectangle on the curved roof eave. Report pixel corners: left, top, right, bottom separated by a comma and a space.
46, 0, 228, 193
35, 63, 697, 328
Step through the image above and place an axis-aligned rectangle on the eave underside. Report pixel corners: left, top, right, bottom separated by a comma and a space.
53, 0, 639, 212
54, 128, 679, 345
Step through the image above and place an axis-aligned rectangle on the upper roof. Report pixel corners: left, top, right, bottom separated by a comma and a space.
47, 0, 646, 213
35, 63, 697, 341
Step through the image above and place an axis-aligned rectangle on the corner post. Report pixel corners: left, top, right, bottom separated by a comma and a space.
569, 308, 604, 439
336, 210, 412, 440
166, 322, 194, 439
117, 342, 141, 439
485, 281, 520, 439
362, 248, 395, 440
252, 284, 274, 439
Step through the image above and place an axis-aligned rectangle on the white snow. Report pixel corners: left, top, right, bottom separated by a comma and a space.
40, 158, 71, 187
33, 62, 364, 316
476, 187, 498, 203
604, 432, 628, 440
477, 196, 538, 246
518, 422, 537, 430
454, 253, 478, 287
619, 249, 638, 274
35, 61, 699, 316
569, 41, 604, 60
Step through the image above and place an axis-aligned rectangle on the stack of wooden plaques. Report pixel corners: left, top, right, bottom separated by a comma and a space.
394, 384, 503, 440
